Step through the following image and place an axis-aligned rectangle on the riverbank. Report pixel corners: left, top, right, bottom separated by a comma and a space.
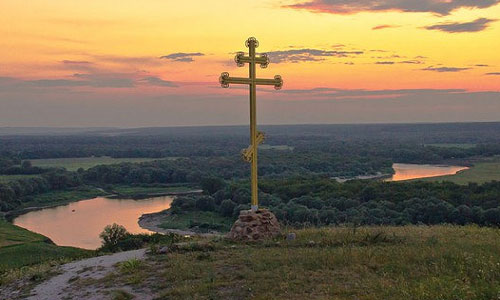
4, 185, 201, 221
138, 210, 225, 237
420, 157, 500, 184
106, 187, 202, 200
331, 172, 391, 183
0, 221, 92, 273
4, 187, 110, 221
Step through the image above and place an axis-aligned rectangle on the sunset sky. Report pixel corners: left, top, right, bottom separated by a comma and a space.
1, 0, 499, 127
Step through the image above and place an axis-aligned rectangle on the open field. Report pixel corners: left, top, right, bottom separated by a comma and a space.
28, 157, 159, 171
425, 143, 477, 149
0, 221, 92, 272
421, 159, 500, 184
110, 184, 197, 198
66, 225, 500, 299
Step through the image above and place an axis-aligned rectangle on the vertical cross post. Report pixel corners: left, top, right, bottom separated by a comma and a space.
248, 38, 258, 211
219, 37, 283, 211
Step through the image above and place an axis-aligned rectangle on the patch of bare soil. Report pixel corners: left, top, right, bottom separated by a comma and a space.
25, 249, 153, 300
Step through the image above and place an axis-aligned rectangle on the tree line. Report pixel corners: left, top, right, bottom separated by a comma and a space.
171, 178, 500, 227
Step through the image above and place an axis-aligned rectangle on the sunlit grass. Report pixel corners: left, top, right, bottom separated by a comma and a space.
421, 158, 500, 184
101, 225, 500, 299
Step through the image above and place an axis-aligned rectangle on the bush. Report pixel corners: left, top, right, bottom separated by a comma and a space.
171, 196, 196, 211
201, 177, 226, 195
99, 223, 129, 251
195, 196, 216, 211
219, 199, 236, 217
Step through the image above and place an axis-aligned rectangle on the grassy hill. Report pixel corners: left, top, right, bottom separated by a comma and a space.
0, 221, 92, 272
73, 225, 500, 300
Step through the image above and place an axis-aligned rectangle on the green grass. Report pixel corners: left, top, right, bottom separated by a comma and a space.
421, 159, 500, 184
0, 219, 48, 248
0, 221, 92, 272
83, 225, 500, 299
425, 143, 477, 149
0, 174, 41, 183
159, 211, 233, 233
28, 156, 159, 171
16, 186, 107, 211
110, 185, 198, 198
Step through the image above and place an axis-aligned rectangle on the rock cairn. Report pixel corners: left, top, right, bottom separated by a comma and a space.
228, 209, 281, 241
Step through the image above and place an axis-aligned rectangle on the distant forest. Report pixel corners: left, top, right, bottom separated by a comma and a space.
1, 123, 499, 225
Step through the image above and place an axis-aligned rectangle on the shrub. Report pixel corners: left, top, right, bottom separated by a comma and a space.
99, 223, 129, 251
219, 199, 236, 217
171, 196, 196, 211
201, 177, 226, 195
195, 196, 216, 211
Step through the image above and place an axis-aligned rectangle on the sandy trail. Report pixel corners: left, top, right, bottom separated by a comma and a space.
27, 249, 149, 300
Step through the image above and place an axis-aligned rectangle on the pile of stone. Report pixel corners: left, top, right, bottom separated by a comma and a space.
227, 209, 281, 241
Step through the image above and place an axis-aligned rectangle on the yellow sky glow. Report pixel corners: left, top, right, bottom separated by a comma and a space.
0, 0, 499, 127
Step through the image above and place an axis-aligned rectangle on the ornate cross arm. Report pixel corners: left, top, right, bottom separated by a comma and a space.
235, 52, 269, 68
219, 72, 283, 90
241, 131, 265, 162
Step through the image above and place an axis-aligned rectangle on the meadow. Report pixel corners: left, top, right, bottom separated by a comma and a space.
29, 157, 158, 171
109, 184, 197, 198
73, 225, 500, 300
422, 158, 500, 184
0, 221, 92, 273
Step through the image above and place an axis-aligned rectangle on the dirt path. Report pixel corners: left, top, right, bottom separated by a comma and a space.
27, 249, 150, 300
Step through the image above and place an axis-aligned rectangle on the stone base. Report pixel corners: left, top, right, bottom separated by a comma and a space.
227, 209, 281, 241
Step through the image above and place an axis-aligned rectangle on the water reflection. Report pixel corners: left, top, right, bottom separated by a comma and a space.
387, 163, 468, 181
14, 196, 172, 249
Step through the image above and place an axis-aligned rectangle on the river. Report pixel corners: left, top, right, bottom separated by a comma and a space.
13, 196, 172, 249
387, 163, 468, 181
13, 163, 467, 249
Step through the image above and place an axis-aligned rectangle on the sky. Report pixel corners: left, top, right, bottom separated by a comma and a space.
1, 0, 499, 127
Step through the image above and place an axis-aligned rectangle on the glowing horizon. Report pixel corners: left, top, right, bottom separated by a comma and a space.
1, 0, 499, 127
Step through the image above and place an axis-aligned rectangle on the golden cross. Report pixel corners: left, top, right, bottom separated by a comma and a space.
219, 37, 283, 211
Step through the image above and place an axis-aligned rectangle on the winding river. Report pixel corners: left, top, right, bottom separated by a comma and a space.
13, 196, 172, 249
387, 163, 468, 181
13, 164, 468, 250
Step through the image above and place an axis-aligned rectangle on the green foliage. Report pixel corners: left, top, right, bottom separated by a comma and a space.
168, 178, 500, 228
110, 290, 134, 300
98, 229, 183, 253
119, 258, 143, 274
159, 211, 233, 233
201, 177, 226, 195
99, 223, 129, 251
422, 159, 500, 184
29, 156, 157, 171
0, 221, 92, 272
102, 225, 500, 300
2, 123, 500, 214
195, 196, 216, 211
219, 199, 236, 217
